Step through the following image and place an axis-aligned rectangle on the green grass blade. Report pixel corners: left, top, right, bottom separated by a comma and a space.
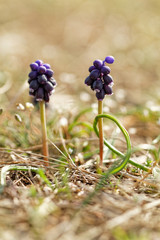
93, 114, 150, 172
0, 165, 52, 188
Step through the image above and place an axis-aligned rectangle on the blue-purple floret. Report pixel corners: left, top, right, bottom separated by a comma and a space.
84, 56, 114, 100
28, 60, 57, 102
105, 56, 115, 64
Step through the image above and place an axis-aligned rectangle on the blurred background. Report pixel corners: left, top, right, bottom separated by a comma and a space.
0, 0, 160, 112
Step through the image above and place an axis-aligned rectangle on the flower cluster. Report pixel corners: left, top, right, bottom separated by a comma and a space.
84, 56, 114, 100
28, 60, 57, 102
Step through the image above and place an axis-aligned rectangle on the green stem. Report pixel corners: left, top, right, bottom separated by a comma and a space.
39, 101, 49, 166
0, 165, 52, 188
93, 114, 150, 173
98, 100, 103, 166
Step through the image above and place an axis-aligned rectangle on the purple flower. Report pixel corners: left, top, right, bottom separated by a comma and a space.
105, 56, 115, 64
84, 56, 115, 100
93, 59, 103, 70
28, 60, 56, 102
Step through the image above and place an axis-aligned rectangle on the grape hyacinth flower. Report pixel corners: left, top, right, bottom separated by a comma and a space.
84, 56, 114, 100
28, 60, 57, 166
84, 56, 115, 166
28, 60, 56, 102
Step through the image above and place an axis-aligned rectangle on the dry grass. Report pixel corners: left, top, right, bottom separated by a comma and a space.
0, 137, 160, 240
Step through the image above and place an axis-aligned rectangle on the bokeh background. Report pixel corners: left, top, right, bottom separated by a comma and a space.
0, 0, 160, 112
